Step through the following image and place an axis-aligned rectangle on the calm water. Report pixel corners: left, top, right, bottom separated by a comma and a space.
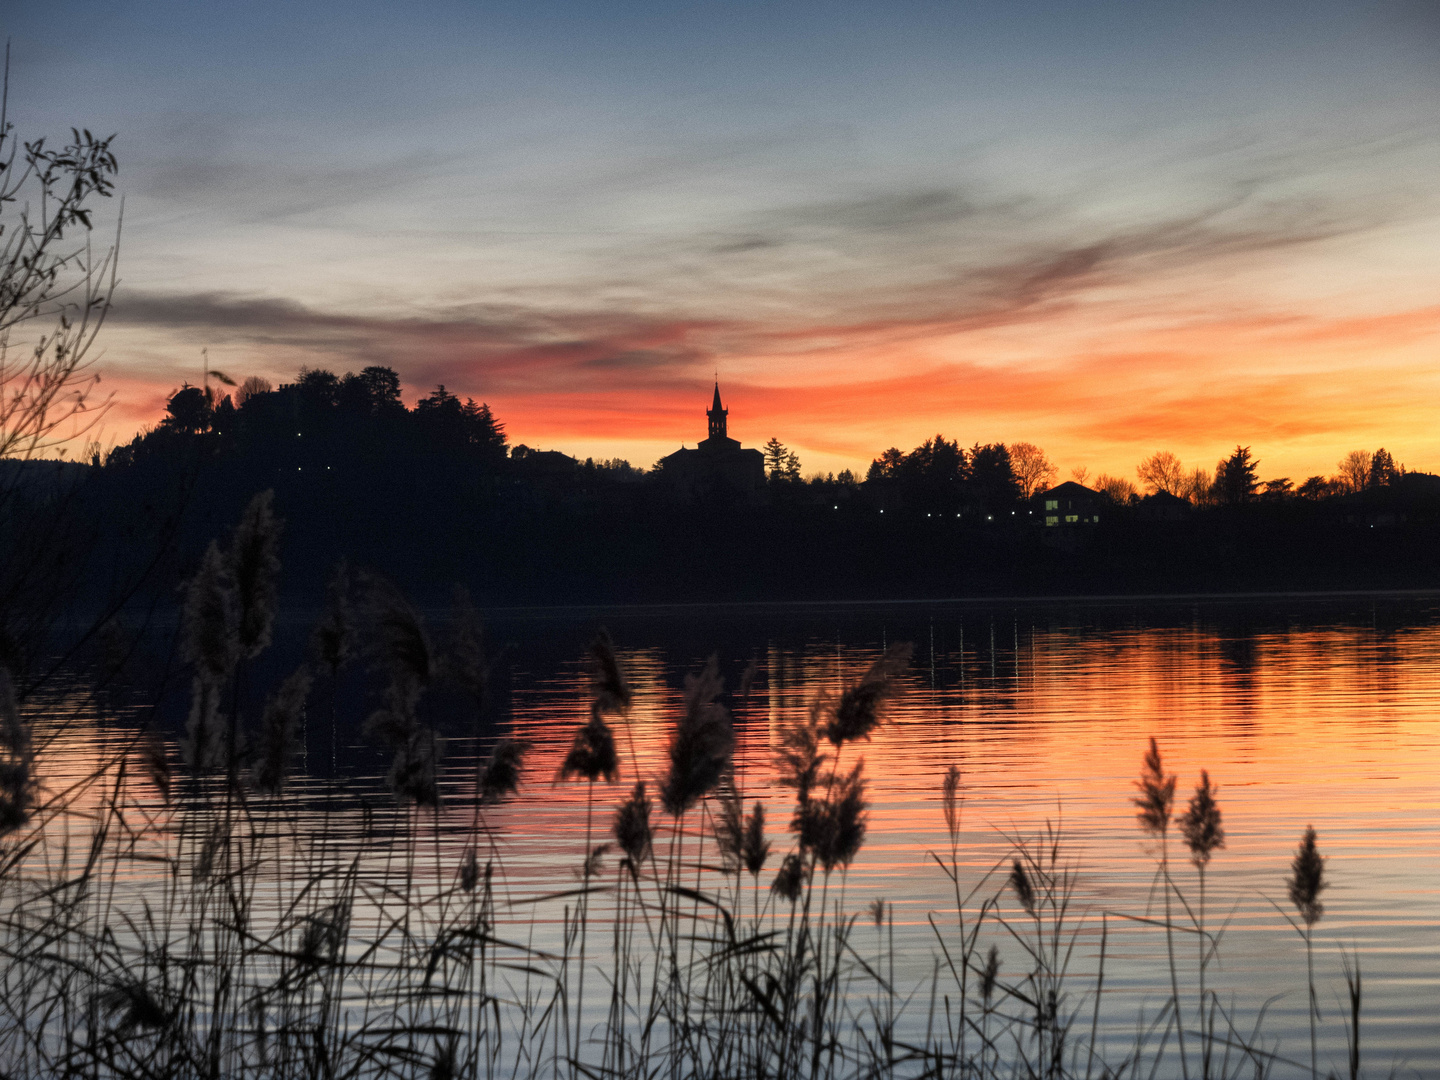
30, 596, 1440, 1075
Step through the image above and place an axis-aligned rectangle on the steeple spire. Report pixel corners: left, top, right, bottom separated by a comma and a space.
706, 381, 728, 441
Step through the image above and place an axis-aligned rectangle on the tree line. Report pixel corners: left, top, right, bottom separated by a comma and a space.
1112, 445, 1412, 506
104, 366, 509, 470
97, 368, 1427, 520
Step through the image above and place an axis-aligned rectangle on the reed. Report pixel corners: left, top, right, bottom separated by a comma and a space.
1133, 736, 1187, 1080
1178, 769, 1225, 1080
0, 506, 1381, 1080
1286, 825, 1329, 1080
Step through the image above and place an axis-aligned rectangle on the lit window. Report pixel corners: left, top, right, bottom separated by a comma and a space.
1044, 499, 1058, 511
1065, 514, 1079, 523
1045, 515, 1059, 526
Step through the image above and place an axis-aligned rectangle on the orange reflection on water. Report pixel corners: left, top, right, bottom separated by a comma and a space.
19, 604, 1440, 1066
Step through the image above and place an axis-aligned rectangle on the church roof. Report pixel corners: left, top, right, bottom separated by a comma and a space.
710, 382, 724, 412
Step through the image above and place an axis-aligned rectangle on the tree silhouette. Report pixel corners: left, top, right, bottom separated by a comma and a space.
1369, 448, 1400, 488
295, 368, 341, 411
865, 447, 904, 483
1093, 473, 1137, 503
163, 386, 211, 435
1215, 446, 1259, 505
340, 366, 405, 416
968, 442, 1019, 513
1337, 450, 1371, 494
762, 437, 800, 482
901, 436, 967, 511
0, 77, 119, 460
1009, 442, 1057, 499
1137, 451, 1185, 496
1183, 467, 1213, 505
234, 376, 272, 408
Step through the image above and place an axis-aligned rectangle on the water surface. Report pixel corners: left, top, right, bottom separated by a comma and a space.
32, 595, 1440, 1074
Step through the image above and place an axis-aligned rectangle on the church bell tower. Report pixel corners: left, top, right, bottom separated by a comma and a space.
706, 382, 728, 441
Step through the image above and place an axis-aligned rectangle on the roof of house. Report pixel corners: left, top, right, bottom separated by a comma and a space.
1039, 480, 1100, 499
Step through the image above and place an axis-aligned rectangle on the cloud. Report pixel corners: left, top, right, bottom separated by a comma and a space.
97, 113, 1440, 479
106, 289, 734, 397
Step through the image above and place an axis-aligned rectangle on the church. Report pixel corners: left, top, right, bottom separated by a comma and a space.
657, 383, 766, 497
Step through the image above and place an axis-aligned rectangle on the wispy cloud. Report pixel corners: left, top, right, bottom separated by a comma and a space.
95, 106, 1440, 478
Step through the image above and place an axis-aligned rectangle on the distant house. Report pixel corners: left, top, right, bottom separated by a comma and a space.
1036, 481, 1103, 526
656, 383, 766, 499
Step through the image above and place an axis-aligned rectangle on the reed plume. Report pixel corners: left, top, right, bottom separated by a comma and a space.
1009, 858, 1036, 916
980, 944, 1001, 1005
1132, 736, 1175, 837
1178, 769, 1224, 867
181, 540, 239, 687
715, 788, 745, 870
715, 792, 771, 875
1287, 825, 1327, 927
796, 761, 869, 872
942, 764, 962, 839
583, 843, 610, 880
362, 574, 444, 805
776, 707, 826, 807
252, 666, 313, 794
613, 781, 653, 868
1133, 737, 1186, 1079
363, 573, 435, 691
825, 641, 911, 747
183, 675, 227, 771
230, 489, 282, 659
479, 738, 530, 803
180, 541, 239, 770
588, 627, 631, 716
1180, 767, 1225, 1080
741, 800, 770, 877
0, 667, 35, 836
661, 655, 733, 815
460, 847, 480, 892
559, 714, 618, 782
1288, 824, 1328, 1080
386, 725, 441, 808
771, 852, 805, 901
366, 679, 442, 805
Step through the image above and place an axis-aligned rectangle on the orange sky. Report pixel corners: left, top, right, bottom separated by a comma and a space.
91, 268, 1440, 485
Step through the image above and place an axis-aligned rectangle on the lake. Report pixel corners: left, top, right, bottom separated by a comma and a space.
19, 593, 1440, 1077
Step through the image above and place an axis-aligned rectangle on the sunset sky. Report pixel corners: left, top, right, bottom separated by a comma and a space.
10, 1, 1440, 480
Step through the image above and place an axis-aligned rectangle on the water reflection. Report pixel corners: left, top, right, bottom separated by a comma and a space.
24, 599, 1440, 1070
495, 599, 1440, 1070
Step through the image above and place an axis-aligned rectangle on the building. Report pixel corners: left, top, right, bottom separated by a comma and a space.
1036, 481, 1103, 526
656, 383, 766, 499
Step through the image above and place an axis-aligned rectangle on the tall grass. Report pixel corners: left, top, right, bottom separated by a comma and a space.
0, 500, 1377, 1080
